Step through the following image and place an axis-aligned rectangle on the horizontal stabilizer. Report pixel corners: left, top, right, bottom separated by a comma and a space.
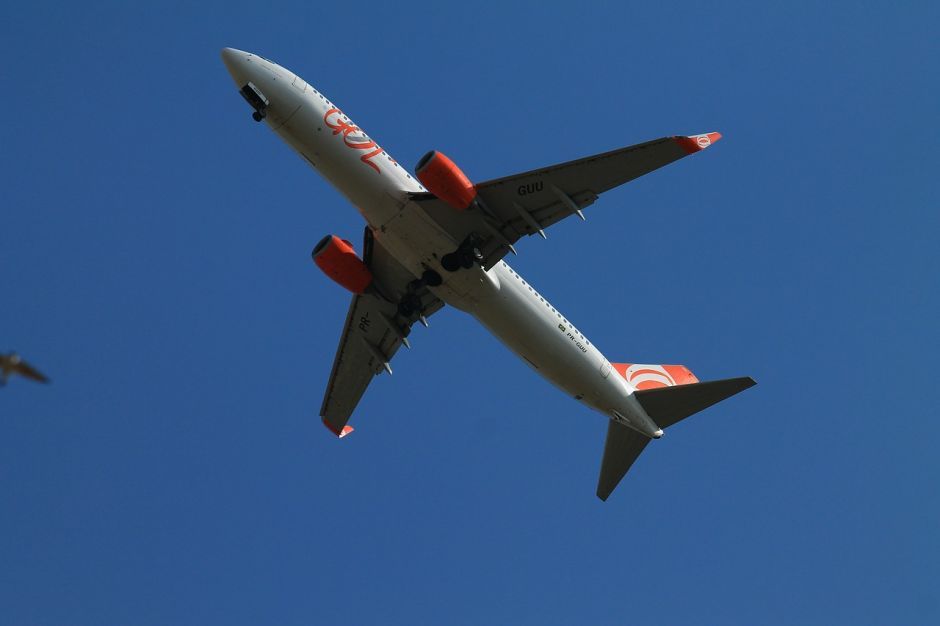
634, 377, 756, 430
597, 420, 651, 501
597, 376, 756, 501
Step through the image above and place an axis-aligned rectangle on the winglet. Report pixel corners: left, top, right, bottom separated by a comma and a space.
674, 132, 722, 154
322, 417, 355, 438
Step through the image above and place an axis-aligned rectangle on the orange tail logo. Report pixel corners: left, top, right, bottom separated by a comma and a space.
611, 363, 699, 389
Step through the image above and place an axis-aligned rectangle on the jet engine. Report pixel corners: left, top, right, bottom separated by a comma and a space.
414, 151, 477, 210
312, 235, 373, 294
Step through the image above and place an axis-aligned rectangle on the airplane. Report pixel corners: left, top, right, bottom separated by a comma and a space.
1, 352, 49, 386
221, 48, 756, 500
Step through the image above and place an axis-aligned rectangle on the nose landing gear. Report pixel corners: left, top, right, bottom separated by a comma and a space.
239, 81, 269, 123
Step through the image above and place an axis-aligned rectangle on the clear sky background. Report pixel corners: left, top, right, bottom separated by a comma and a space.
2, 1, 938, 624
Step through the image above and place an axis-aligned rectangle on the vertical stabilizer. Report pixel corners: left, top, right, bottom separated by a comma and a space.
611, 363, 698, 389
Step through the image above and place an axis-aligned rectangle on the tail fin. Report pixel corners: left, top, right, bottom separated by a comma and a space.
596, 371, 756, 501
611, 363, 699, 389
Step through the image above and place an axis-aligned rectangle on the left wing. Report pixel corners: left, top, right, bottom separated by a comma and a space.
319, 229, 444, 437
409, 133, 721, 269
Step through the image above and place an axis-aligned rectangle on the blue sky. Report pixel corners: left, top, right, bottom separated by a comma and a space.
2, 1, 938, 624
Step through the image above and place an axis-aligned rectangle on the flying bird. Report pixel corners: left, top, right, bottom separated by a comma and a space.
1, 352, 50, 386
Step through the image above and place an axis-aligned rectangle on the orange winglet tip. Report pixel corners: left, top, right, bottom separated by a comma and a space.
323, 418, 354, 438
674, 132, 722, 154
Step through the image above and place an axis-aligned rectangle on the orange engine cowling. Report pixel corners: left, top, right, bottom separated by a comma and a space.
312, 235, 373, 294
414, 150, 477, 210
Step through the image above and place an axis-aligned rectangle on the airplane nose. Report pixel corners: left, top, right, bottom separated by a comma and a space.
221, 47, 251, 84
221, 48, 301, 128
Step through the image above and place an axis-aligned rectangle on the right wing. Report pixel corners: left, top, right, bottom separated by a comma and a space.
319, 229, 444, 436
409, 133, 721, 269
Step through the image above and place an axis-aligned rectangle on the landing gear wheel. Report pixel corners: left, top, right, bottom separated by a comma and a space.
443, 239, 483, 272
422, 269, 443, 287
252, 111, 264, 122
458, 250, 476, 269
397, 301, 414, 317
441, 253, 460, 272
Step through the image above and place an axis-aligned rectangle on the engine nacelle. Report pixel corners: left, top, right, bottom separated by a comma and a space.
312, 235, 373, 294
414, 150, 477, 211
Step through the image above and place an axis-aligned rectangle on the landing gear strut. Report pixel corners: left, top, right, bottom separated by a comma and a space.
396, 269, 443, 317
441, 236, 484, 272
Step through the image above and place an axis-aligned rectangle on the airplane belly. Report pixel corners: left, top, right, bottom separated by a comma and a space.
375, 200, 498, 305
469, 265, 621, 408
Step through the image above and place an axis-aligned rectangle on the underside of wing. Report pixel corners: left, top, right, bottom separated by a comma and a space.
319, 229, 444, 437
409, 133, 721, 268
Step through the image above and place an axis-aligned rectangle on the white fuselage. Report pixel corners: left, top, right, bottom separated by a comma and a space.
222, 50, 658, 436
